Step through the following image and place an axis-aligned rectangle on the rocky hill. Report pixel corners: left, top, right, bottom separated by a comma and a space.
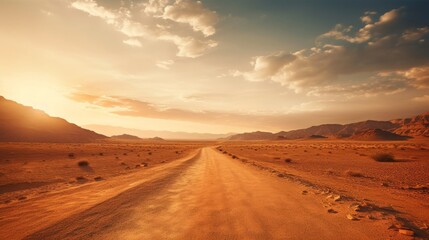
0, 96, 106, 142
350, 128, 410, 141
228, 112, 429, 140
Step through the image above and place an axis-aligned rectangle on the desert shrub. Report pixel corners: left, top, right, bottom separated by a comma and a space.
371, 153, 395, 162
78, 161, 89, 167
345, 170, 364, 177
94, 176, 104, 181
76, 176, 88, 182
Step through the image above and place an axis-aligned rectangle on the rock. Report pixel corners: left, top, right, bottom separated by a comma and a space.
381, 182, 389, 187
94, 176, 104, 181
327, 209, 337, 214
277, 173, 285, 177
333, 195, 342, 201
347, 214, 358, 221
349, 203, 364, 212
302, 190, 308, 195
398, 229, 414, 236
420, 223, 428, 230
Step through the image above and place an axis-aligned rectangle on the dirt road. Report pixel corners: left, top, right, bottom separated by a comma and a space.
2, 147, 401, 239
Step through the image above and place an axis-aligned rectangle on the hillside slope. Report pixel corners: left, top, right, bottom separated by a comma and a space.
0, 96, 106, 142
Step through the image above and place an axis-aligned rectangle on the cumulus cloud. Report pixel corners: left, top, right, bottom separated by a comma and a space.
400, 65, 429, 88
232, 52, 296, 82
143, 0, 218, 36
162, 0, 218, 36
71, 0, 217, 57
234, 7, 429, 94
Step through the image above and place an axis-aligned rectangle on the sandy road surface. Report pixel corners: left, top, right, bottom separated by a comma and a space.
2, 147, 399, 239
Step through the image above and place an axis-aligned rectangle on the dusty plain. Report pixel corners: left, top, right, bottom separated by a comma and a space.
0, 139, 428, 239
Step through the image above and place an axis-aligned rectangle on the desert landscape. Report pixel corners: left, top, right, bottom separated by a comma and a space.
1, 0, 429, 239
0, 96, 428, 239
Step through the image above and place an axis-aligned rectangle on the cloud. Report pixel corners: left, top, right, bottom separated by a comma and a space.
159, 34, 218, 58
67, 91, 333, 130
71, 0, 217, 57
400, 65, 429, 88
232, 52, 296, 82
143, 0, 218, 37
161, 0, 218, 36
234, 7, 429, 94
123, 38, 142, 47
306, 78, 407, 97
156, 59, 175, 69
68, 91, 249, 125
413, 95, 429, 102
68, 91, 427, 131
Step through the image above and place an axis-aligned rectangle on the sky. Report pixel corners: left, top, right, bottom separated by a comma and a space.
1, 0, 429, 134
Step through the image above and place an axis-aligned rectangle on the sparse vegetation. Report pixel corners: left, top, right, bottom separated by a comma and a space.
371, 153, 395, 162
78, 160, 89, 167
76, 176, 88, 182
94, 176, 103, 181
345, 170, 364, 177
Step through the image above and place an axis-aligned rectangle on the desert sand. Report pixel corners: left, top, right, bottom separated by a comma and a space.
0, 139, 428, 239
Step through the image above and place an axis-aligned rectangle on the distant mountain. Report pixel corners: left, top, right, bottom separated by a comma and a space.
351, 129, 410, 141
148, 137, 165, 141
227, 131, 275, 140
111, 134, 141, 140
228, 112, 429, 140
0, 96, 106, 142
85, 124, 234, 140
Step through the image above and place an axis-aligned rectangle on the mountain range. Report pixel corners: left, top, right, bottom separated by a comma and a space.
228, 112, 429, 140
1, 95, 427, 142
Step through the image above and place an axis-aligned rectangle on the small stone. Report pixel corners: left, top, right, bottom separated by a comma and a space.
277, 173, 285, 177
347, 214, 358, 221
366, 214, 375, 220
381, 182, 388, 187
420, 223, 428, 230
302, 190, 308, 195
398, 229, 414, 236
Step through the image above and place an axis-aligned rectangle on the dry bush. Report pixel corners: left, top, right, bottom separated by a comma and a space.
345, 170, 364, 177
371, 153, 395, 162
78, 160, 89, 167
